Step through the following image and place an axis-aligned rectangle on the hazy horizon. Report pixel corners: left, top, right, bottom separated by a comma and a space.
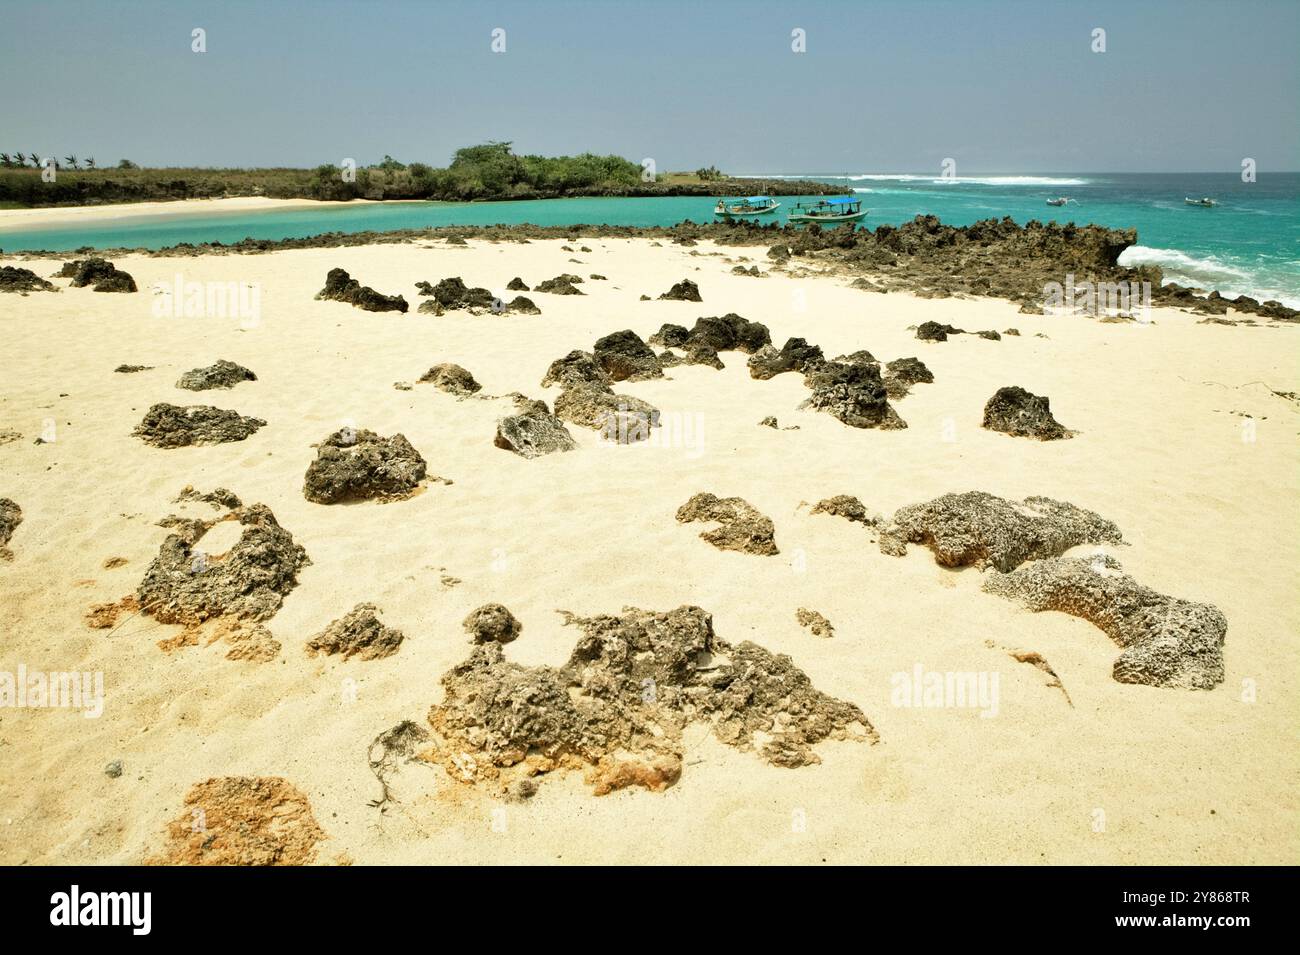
2, 0, 1297, 174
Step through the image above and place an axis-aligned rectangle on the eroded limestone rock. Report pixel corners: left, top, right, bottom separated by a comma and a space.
676, 493, 778, 556
983, 554, 1226, 689
878, 491, 1122, 572
423, 605, 874, 795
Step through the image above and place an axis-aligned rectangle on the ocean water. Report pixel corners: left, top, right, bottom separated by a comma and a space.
2, 172, 1295, 306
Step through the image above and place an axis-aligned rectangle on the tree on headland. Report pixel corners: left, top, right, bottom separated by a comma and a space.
85, 156, 96, 169
0, 154, 13, 168
64, 155, 78, 169
117, 159, 138, 169
28, 153, 41, 167
696, 165, 723, 181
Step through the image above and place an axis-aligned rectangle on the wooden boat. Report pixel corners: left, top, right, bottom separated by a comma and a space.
714, 196, 781, 218
787, 196, 868, 223
1046, 196, 1072, 207
1184, 197, 1217, 207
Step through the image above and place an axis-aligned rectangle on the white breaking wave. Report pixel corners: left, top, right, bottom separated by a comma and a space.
1119, 246, 1251, 282
1120, 245, 1300, 308
747, 173, 1089, 186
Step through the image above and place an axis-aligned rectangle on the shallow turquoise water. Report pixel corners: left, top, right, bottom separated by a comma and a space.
3, 172, 1296, 306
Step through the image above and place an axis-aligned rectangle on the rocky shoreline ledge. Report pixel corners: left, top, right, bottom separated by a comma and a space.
5, 215, 1294, 321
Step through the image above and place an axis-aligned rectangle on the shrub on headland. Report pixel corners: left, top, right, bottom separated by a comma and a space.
0, 142, 841, 207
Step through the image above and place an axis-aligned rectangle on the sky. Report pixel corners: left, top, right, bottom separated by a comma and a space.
1, 0, 1296, 173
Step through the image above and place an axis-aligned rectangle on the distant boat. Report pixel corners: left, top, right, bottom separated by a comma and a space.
1184, 197, 1217, 207
1046, 196, 1072, 207
787, 196, 868, 224
714, 196, 781, 218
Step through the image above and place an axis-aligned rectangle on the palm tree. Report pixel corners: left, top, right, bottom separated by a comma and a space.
64, 155, 78, 169
85, 156, 96, 170
0, 154, 12, 168
12, 152, 25, 166
29, 153, 42, 168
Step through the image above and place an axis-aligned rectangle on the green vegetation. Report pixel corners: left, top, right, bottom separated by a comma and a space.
0, 142, 842, 207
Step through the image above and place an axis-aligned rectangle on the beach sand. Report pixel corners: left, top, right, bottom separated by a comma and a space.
0, 196, 372, 229
0, 236, 1296, 864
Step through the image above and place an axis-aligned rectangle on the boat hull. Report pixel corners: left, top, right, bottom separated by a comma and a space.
787, 210, 868, 223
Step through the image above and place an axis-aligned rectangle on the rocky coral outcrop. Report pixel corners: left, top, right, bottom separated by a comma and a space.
418, 363, 482, 396
133, 403, 266, 447
811, 494, 877, 525
801, 360, 907, 429
494, 398, 578, 458
879, 491, 1123, 572
541, 350, 610, 390
423, 605, 874, 795
982, 386, 1073, 440
0, 265, 56, 293
676, 493, 778, 556
505, 277, 529, 291
658, 278, 701, 301
60, 257, 137, 292
684, 313, 771, 353
553, 385, 659, 442
796, 608, 835, 638
916, 321, 964, 342
747, 337, 824, 380
135, 503, 309, 624
303, 429, 429, 503
0, 498, 21, 559
306, 603, 405, 660
648, 323, 689, 348
463, 603, 522, 644
315, 268, 407, 312
418, 276, 494, 311
983, 554, 1226, 689
882, 357, 933, 399
147, 776, 324, 865
176, 359, 257, 391
534, 274, 584, 295
592, 329, 664, 382
175, 485, 242, 510
507, 295, 540, 314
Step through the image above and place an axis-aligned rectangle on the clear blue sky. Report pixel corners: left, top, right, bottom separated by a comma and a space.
1, 0, 1296, 172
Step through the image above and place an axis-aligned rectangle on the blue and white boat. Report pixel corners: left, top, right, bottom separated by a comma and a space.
787, 196, 868, 223
714, 195, 781, 218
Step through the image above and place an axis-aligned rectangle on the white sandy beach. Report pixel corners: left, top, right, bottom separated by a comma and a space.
0, 236, 1297, 865
0, 196, 370, 229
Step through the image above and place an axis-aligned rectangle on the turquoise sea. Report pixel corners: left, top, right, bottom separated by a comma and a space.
2, 172, 1296, 306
